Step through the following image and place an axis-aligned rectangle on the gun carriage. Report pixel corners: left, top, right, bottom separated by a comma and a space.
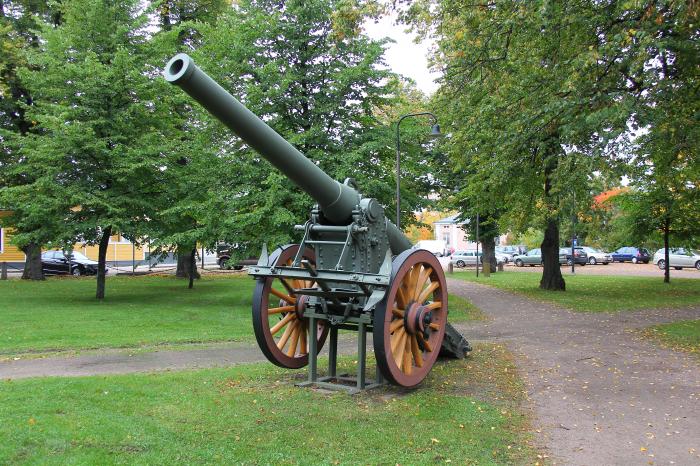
164, 54, 469, 392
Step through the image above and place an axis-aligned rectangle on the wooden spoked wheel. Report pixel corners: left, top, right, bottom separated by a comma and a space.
373, 249, 448, 387
252, 244, 328, 369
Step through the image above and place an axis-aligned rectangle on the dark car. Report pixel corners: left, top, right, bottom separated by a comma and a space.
611, 247, 651, 264
216, 243, 257, 270
41, 250, 99, 276
562, 246, 588, 266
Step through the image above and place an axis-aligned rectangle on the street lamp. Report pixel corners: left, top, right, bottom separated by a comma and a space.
395, 112, 441, 228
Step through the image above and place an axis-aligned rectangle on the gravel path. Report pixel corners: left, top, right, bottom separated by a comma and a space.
448, 278, 700, 466
0, 340, 359, 380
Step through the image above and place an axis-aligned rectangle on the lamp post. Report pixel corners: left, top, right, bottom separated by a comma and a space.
571, 190, 576, 274
395, 112, 441, 228
475, 211, 480, 278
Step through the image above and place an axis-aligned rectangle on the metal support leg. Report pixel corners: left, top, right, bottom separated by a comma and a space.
308, 316, 318, 383
357, 323, 366, 389
328, 326, 338, 378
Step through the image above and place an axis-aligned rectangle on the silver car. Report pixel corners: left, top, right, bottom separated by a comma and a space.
653, 248, 700, 270
580, 246, 613, 265
514, 248, 567, 267
451, 250, 504, 267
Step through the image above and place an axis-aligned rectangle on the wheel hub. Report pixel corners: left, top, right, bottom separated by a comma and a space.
404, 302, 433, 338
294, 294, 309, 319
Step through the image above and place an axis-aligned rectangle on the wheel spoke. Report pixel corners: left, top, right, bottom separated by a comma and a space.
286, 322, 300, 357
406, 265, 420, 298
268, 305, 295, 314
389, 319, 405, 334
270, 312, 295, 335
417, 332, 432, 352
396, 283, 409, 308
392, 308, 405, 318
425, 301, 442, 311
393, 331, 407, 369
414, 266, 432, 301
391, 328, 405, 354
276, 321, 295, 349
279, 278, 296, 296
417, 281, 439, 304
429, 323, 440, 331
270, 287, 296, 304
403, 336, 412, 375
410, 335, 423, 368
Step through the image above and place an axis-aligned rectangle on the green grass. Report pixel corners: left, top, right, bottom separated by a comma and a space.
0, 275, 256, 355
1, 275, 483, 355
0, 345, 536, 464
641, 319, 700, 356
449, 293, 488, 322
454, 271, 700, 312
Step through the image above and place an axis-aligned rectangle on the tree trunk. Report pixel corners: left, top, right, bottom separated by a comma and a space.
176, 247, 200, 280
539, 145, 565, 291
188, 247, 196, 289
480, 238, 497, 274
540, 219, 566, 290
663, 216, 670, 284
21, 242, 44, 280
96, 226, 111, 300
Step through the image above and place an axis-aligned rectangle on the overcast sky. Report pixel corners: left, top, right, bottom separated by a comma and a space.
363, 15, 440, 95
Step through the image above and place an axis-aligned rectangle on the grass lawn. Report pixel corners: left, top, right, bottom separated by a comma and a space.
0, 344, 536, 464
641, 319, 700, 356
1, 275, 482, 355
0, 275, 256, 355
453, 270, 700, 312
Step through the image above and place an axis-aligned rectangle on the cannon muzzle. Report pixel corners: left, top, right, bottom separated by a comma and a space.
164, 53, 360, 224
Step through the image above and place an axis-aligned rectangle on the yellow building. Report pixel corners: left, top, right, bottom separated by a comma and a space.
0, 211, 147, 266
0, 213, 26, 264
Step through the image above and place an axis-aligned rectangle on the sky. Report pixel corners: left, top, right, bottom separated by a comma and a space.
363, 14, 440, 95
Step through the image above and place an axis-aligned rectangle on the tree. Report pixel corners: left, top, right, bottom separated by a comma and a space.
16, 0, 175, 298
161, 0, 431, 266
0, 0, 62, 279
151, 0, 229, 285
401, 1, 697, 290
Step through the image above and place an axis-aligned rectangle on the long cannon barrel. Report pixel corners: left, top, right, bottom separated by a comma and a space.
164, 53, 359, 225
163, 53, 412, 253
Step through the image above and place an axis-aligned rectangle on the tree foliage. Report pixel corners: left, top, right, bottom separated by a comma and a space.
402, 0, 699, 287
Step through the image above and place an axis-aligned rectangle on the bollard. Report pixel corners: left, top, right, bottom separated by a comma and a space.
448, 261, 453, 274
1, 262, 7, 280
482, 262, 490, 277
498, 262, 504, 272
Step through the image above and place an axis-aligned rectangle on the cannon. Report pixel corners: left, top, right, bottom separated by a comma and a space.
164, 54, 470, 391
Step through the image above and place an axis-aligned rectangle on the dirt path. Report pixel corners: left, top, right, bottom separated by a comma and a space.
448, 278, 700, 466
0, 339, 360, 380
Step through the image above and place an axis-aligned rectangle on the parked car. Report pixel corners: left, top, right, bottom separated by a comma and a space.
611, 247, 651, 264
580, 246, 613, 265
561, 247, 588, 266
450, 250, 505, 268
216, 243, 257, 270
41, 250, 99, 276
653, 248, 700, 270
495, 246, 517, 261
514, 248, 567, 267
494, 251, 510, 264
451, 250, 481, 267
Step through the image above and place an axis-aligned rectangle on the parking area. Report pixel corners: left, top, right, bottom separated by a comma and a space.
502, 260, 700, 278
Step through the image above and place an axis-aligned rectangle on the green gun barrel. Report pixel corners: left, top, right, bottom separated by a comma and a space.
164, 53, 359, 225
